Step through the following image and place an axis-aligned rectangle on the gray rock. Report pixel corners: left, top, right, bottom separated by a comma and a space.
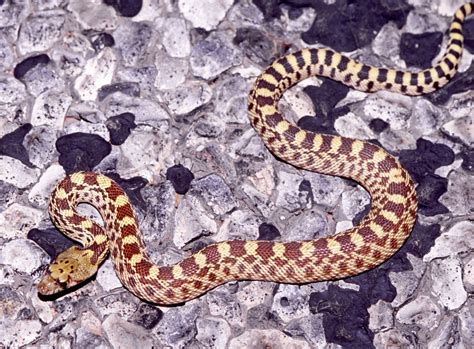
179, 0, 233, 30
396, 295, 441, 329
229, 328, 310, 349
0, 34, 15, 71
442, 114, 474, 147
116, 66, 158, 98
23, 60, 65, 98
207, 290, 245, 328
430, 257, 467, 310
405, 9, 447, 34
18, 10, 66, 55
191, 173, 238, 216
0, 238, 49, 274
463, 255, 474, 293
0, 76, 27, 121
161, 81, 212, 115
373, 328, 412, 348
0, 203, 44, 240
75, 328, 109, 349
372, 22, 401, 58
28, 164, 65, 207
214, 74, 250, 124
105, 93, 170, 124
439, 170, 473, 217
369, 300, 394, 332
114, 22, 154, 67
190, 32, 242, 80
74, 48, 117, 101
94, 292, 139, 319
275, 171, 306, 212
0, 286, 43, 347
96, 259, 123, 293
271, 284, 310, 323
158, 17, 191, 58
286, 209, 329, 241
68, 0, 117, 31
154, 51, 189, 90
155, 304, 201, 347
195, 317, 232, 348
115, 124, 172, 181
24, 125, 59, 169
102, 313, 155, 348
409, 99, 446, 139
424, 221, 474, 261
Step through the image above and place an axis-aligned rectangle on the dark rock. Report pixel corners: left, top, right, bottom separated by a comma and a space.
298, 0, 412, 52
27, 228, 76, 259
400, 32, 443, 69
304, 78, 349, 118
416, 174, 449, 216
308, 285, 374, 349
56, 133, 112, 174
106, 112, 137, 145
258, 223, 281, 240
103, 0, 142, 17
464, 18, 474, 53
399, 138, 454, 183
130, 303, 164, 330
0, 180, 16, 211
401, 222, 441, 259
427, 61, 474, 105
252, 0, 282, 20
0, 123, 33, 167
247, 303, 280, 329
297, 106, 350, 135
369, 118, 389, 133
92, 32, 115, 51
14, 54, 50, 80
105, 172, 148, 211
461, 149, 474, 172
165, 164, 195, 195
98, 82, 140, 101
233, 27, 277, 66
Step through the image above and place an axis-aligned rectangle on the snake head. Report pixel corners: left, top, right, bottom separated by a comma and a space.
38, 246, 98, 295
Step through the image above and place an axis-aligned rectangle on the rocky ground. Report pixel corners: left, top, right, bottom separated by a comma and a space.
0, 0, 473, 348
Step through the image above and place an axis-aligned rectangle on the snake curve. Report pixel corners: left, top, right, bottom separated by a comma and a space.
38, 3, 473, 304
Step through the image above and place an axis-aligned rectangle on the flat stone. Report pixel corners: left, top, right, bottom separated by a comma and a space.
158, 17, 191, 58
0, 156, 39, 188
102, 313, 155, 348
196, 317, 231, 348
68, 0, 118, 31
396, 295, 441, 328
161, 81, 212, 115
18, 10, 66, 55
424, 221, 474, 261
0, 238, 49, 274
229, 328, 310, 349
96, 259, 123, 292
190, 32, 242, 80
74, 48, 117, 101
179, 0, 233, 30
28, 164, 65, 207
442, 114, 474, 147
430, 257, 467, 310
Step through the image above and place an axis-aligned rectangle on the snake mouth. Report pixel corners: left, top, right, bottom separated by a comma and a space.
37, 273, 69, 295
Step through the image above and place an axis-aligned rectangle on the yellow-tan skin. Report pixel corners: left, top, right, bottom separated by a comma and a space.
38, 3, 473, 304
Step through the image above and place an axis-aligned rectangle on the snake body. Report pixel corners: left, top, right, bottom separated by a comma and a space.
38, 3, 472, 304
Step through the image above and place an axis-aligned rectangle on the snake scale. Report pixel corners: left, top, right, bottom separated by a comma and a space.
38, 3, 472, 304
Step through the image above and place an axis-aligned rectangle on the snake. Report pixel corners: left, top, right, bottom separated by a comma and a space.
38, 3, 472, 304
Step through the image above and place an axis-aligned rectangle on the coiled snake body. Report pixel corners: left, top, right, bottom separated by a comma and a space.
39, 4, 472, 304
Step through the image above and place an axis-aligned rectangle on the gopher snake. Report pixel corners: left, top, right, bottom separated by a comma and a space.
38, 3, 472, 304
